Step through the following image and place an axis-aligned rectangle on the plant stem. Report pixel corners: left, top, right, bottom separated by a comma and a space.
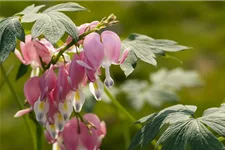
104, 86, 160, 150
35, 124, 43, 150
104, 86, 139, 125
0, 64, 36, 149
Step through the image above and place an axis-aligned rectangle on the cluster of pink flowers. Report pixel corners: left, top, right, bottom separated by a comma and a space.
14, 21, 128, 149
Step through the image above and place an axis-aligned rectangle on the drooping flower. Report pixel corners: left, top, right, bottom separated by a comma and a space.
67, 53, 86, 112
14, 35, 41, 77
53, 65, 73, 123
50, 113, 106, 150
101, 31, 129, 88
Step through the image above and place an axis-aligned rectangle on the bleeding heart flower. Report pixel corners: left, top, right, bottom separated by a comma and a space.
101, 31, 129, 88
60, 113, 106, 150
14, 35, 41, 77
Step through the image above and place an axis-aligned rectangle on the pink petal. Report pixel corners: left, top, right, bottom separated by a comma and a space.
62, 118, 79, 150
83, 32, 104, 68
40, 66, 57, 100
24, 77, 41, 107
14, 108, 32, 117
79, 122, 98, 150
83, 57, 97, 82
56, 65, 70, 102
78, 23, 89, 35
14, 49, 27, 64
83, 113, 101, 130
68, 53, 85, 90
65, 36, 73, 45
89, 21, 99, 29
47, 95, 58, 123
101, 31, 121, 64
20, 35, 40, 65
33, 40, 51, 64
119, 48, 129, 64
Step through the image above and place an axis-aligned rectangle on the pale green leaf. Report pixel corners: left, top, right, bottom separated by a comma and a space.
43, 2, 87, 13
121, 68, 202, 110
121, 33, 190, 76
21, 2, 87, 44
17, 4, 45, 15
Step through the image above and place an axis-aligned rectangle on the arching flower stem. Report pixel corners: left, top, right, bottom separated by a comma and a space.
43, 14, 118, 71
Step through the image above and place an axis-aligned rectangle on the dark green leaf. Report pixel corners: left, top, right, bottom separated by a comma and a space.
0, 17, 25, 63
157, 119, 225, 150
16, 63, 30, 81
121, 33, 189, 76
21, 2, 87, 44
129, 104, 225, 150
128, 104, 196, 150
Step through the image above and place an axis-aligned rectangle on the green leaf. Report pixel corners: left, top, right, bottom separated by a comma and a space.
121, 68, 202, 110
156, 118, 225, 150
43, 2, 87, 13
0, 17, 25, 63
199, 104, 225, 137
129, 104, 225, 150
17, 4, 45, 15
121, 33, 189, 76
16, 63, 30, 81
120, 51, 137, 77
21, 2, 87, 44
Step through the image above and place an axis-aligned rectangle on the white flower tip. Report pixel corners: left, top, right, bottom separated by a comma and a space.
74, 103, 82, 112
104, 78, 114, 88
95, 92, 102, 101
14, 108, 32, 118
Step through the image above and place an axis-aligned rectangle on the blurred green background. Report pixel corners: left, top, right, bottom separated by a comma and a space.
0, 1, 225, 150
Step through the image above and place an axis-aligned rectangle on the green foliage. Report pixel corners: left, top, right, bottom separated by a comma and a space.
0, 17, 25, 64
120, 33, 189, 76
129, 104, 225, 150
20, 3, 87, 44
120, 68, 202, 110
16, 63, 29, 81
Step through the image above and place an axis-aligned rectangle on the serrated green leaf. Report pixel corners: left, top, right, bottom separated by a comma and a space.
17, 4, 45, 15
129, 104, 225, 150
31, 13, 66, 44
128, 104, 196, 150
43, 2, 87, 13
23, 2, 87, 44
16, 63, 30, 81
0, 17, 25, 63
200, 104, 225, 137
156, 119, 225, 150
121, 33, 189, 76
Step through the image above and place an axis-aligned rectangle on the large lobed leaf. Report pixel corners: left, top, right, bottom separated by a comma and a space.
0, 17, 25, 63
120, 68, 202, 110
21, 3, 87, 44
120, 33, 190, 76
129, 104, 225, 150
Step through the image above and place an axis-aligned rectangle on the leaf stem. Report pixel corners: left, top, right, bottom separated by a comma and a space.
0, 64, 36, 149
104, 86, 138, 125
104, 86, 160, 149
